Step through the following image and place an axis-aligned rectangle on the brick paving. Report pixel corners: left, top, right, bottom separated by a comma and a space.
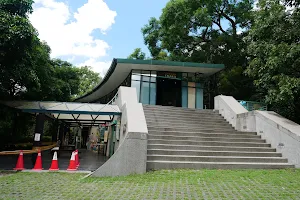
1, 169, 300, 199
0, 149, 107, 171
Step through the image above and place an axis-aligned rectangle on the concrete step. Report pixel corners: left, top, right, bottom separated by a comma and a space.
146, 121, 233, 128
147, 126, 236, 132
144, 107, 218, 112
145, 114, 226, 121
147, 149, 282, 157
143, 107, 216, 112
143, 105, 216, 113
148, 134, 265, 143
147, 144, 276, 152
148, 130, 261, 138
148, 139, 271, 147
146, 123, 234, 130
144, 112, 222, 118
146, 119, 232, 126
147, 155, 288, 163
145, 119, 229, 125
146, 161, 294, 170
148, 129, 257, 135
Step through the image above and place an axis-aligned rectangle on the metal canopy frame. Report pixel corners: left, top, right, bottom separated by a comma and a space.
1, 101, 121, 127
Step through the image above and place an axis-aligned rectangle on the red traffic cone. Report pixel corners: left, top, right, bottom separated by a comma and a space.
49, 151, 59, 171
75, 150, 80, 168
32, 150, 43, 170
14, 150, 25, 170
67, 152, 77, 171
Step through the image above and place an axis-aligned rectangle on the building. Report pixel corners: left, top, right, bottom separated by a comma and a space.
76, 58, 224, 109
74, 58, 296, 177
3, 58, 298, 176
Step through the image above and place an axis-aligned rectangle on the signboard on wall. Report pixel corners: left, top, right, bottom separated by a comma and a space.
158, 72, 177, 79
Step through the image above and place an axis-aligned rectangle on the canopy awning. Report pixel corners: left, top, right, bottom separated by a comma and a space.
2, 101, 121, 126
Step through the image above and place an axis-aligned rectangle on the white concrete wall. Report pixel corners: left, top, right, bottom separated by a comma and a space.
117, 87, 148, 146
214, 95, 248, 127
92, 86, 148, 177
214, 95, 300, 167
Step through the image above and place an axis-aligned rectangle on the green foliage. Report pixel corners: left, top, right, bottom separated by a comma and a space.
128, 48, 146, 60
156, 51, 169, 61
0, 0, 103, 147
75, 66, 101, 98
141, 0, 257, 105
50, 59, 80, 101
0, 0, 33, 16
218, 66, 259, 100
143, 0, 254, 64
0, 9, 37, 99
246, 0, 300, 121
142, 18, 162, 58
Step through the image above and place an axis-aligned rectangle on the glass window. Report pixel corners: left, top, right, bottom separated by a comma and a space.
141, 71, 150, 82
182, 73, 188, 81
151, 71, 157, 82
188, 73, 196, 82
131, 80, 140, 101
150, 83, 156, 105
195, 73, 204, 83
142, 75, 150, 82
132, 70, 141, 75
132, 74, 141, 81
141, 70, 150, 76
151, 71, 157, 77
140, 82, 150, 104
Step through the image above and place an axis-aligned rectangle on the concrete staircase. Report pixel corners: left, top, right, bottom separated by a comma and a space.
143, 105, 294, 170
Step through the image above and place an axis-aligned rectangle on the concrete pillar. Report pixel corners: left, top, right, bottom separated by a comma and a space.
52, 120, 59, 142
58, 124, 64, 146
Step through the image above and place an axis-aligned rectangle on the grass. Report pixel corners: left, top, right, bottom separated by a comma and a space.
0, 169, 300, 199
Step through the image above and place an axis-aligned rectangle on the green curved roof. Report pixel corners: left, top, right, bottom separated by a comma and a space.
76, 58, 224, 103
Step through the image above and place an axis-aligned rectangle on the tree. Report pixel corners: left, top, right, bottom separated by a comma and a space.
0, 0, 37, 100
0, 0, 33, 16
75, 66, 101, 98
0, 0, 103, 148
142, 18, 162, 59
50, 59, 81, 101
246, 0, 300, 122
142, 0, 257, 102
143, 0, 254, 63
128, 48, 146, 60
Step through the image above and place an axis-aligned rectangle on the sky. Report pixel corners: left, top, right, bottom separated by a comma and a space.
29, 0, 169, 76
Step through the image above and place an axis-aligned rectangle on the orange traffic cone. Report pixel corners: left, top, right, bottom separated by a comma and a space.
14, 150, 25, 170
75, 150, 80, 168
67, 152, 77, 171
49, 151, 59, 171
32, 150, 43, 170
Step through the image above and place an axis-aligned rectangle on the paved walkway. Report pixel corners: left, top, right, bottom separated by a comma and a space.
0, 169, 300, 199
0, 149, 107, 171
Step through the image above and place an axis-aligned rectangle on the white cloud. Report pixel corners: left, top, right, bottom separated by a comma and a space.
79, 58, 111, 77
30, 0, 116, 73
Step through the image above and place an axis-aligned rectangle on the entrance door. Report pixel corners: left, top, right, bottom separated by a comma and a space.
156, 77, 182, 107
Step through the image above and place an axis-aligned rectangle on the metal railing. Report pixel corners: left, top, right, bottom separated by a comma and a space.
238, 100, 267, 111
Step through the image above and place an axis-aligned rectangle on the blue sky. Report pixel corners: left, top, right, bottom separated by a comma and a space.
30, 0, 169, 75
71, 0, 168, 59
